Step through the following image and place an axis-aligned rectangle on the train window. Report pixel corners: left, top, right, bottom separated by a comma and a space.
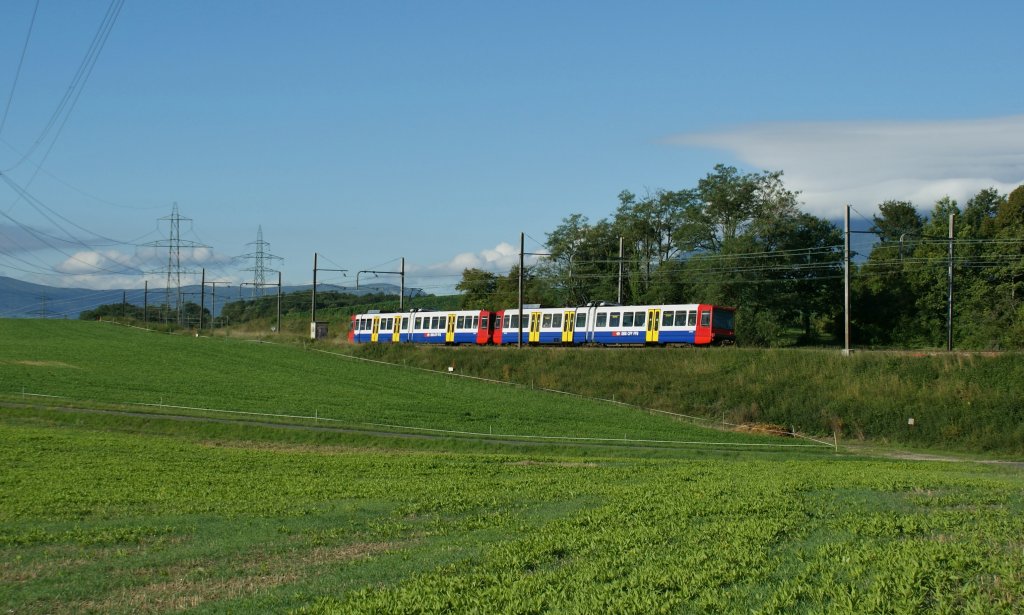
542, 314, 552, 328
609, 312, 621, 327
688, 310, 697, 327
671, 312, 683, 326
428, 316, 436, 329
700, 311, 710, 327
635, 312, 645, 327
713, 309, 734, 330
596, 313, 607, 328
402, 317, 409, 330
552, 313, 562, 328
480, 316, 487, 329
662, 311, 673, 327
510, 315, 519, 328
502, 315, 510, 329
576, 313, 587, 328
623, 312, 634, 327
456, 316, 464, 329
414, 317, 422, 329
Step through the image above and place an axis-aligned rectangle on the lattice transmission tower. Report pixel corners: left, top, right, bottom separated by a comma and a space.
239, 226, 282, 297
141, 203, 210, 320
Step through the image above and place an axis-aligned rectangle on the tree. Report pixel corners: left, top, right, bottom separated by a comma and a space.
870, 201, 924, 242
545, 214, 622, 305
455, 268, 498, 309
672, 165, 827, 345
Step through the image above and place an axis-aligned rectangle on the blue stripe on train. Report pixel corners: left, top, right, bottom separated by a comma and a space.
659, 330, 697, 344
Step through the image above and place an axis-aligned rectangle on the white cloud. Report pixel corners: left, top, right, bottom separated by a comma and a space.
423, 242, 532, 276
668, 115, 1024, 217
404, 242, 543, 294
47, 246, 237, 290
55, 250, 141, 275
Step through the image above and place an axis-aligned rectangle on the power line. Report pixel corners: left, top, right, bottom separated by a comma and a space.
0, 172, 147, 246
4, 0, 125, 174
0, 0, 40, 138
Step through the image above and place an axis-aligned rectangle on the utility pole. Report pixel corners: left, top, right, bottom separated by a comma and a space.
311, 252, 318, 323
356, 260, 406, 308
199, 269, 206, 331
947, 213, 955, 352
144, 281, 148, 324
843, 205, 851, 356
311, 253, 349, 339
203, 281, 231, 328
518, 232, 524, 348
617, 236, 624, 304
515, 234, 551, 348
277, 271, 282, 334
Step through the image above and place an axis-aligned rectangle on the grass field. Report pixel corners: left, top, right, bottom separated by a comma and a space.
1, 320, 1022, 613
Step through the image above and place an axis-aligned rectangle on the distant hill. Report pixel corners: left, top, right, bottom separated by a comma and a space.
0, 276, 423, 318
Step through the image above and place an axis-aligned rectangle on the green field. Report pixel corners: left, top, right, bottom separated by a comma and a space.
1, 320, 1022, 613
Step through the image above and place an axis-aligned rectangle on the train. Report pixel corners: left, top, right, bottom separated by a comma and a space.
348, 302, 736, 346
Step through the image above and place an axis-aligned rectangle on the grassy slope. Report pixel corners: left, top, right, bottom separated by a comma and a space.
0, 320, 787, 448
343, 343, 1024, 455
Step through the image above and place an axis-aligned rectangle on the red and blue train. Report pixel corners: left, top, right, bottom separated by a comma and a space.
348, 303, 736, 346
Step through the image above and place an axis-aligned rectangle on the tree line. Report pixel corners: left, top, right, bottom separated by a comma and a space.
457, 164, 1024, 349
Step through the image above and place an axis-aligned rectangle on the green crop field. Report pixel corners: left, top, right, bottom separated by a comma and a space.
1, 320, 1022, 613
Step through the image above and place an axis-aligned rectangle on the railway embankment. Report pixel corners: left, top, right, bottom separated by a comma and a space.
344, 343, 1024, 457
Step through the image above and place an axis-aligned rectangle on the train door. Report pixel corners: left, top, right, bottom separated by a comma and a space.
528, 312, 541, 344
371, 316, 380, 343
561, 310, 575, 344
694, 307, 712, 345
646, 308, 661, 344
445, 313, 456, 344
392, 316, 402, 343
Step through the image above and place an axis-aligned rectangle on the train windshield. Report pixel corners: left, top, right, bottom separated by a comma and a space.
712, 309, 735, 330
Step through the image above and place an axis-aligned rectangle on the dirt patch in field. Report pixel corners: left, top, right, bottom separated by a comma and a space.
77, 541, 396, 614
732, 423, 794, 437
197, 439, 416, 456
506, 460, 599, 468
199, 439, 359, 454
5, 360, 80, 369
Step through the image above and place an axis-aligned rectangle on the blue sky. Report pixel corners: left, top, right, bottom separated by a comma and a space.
1, 1, 1022, 295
